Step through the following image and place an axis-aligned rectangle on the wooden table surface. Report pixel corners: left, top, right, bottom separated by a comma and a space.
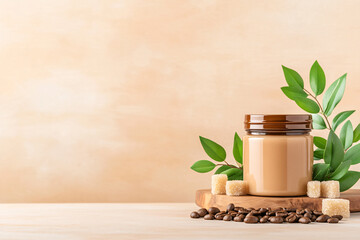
0, 203, 359, 240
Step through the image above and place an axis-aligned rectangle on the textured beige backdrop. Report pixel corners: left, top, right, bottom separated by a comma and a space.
0, 0, 359, 202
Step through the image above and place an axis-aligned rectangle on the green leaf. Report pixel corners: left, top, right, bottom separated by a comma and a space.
221, 168, 243, 180
314, 136, 327, 149
344, 144, 360, 165
294, 97, 320, 114
340, 120, 353, 150
329, 160, 351, 180
309, 60, 326, 96
314, 148, 324, 160
313, 163, 330, 181
323, 74, 347, 116
281, 86, 308, 100
214, 165, 232, 174
332, 110, 355, 131
282, 65, 304, 89
199, 136, 226, 162
311, 114, 327, 129
324, 131, 344, 171
353, 124, 360, 143
190, 160, 216, 173
233, 132, 243, 164
338, 171, 360, 192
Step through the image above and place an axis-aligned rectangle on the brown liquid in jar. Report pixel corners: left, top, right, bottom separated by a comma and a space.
243, 114, 313, 196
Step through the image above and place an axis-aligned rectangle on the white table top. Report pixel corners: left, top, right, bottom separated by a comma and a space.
0, 203, 358, 240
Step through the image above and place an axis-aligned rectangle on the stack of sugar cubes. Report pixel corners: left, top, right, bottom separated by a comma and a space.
307, 180, 350, 218
212, 174, 247, 196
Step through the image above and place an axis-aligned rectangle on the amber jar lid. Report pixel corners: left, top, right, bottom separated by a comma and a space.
244, 114, 312, 135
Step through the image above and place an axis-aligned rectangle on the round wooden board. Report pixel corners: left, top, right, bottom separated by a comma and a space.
196, 189, 360, 212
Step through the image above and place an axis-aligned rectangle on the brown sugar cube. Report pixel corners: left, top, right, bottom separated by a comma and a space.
322, 199, 350, 218
321, 181, 340, 198
226, 180, 247, 196
307, 181, 321, 198
211, 174, 227, 195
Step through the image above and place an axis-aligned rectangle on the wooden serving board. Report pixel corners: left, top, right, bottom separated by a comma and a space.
196, 189, 360, 212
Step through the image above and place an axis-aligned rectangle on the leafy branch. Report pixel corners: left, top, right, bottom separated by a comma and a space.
190, 134, 244, 180
281, 60, 360, 191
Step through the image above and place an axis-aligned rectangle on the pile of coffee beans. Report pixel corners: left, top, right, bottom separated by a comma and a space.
190, 203, 343, 224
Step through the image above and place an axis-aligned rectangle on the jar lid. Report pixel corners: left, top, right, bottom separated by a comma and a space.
244, 114, 312, 134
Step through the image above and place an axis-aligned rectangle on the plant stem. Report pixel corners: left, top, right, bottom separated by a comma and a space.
304, 89, 333, 131
216, 163, 242, 169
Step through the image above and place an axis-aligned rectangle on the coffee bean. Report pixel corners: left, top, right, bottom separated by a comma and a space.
250, 210, 261, 216
311, 215, 317, 222
304, 213, 312, 219
288, 215, 298, 223
219, 211, 226, 214
246, 212, 254, 218
276, 211, 288, 217
223, 214, 233, 221
215, 214, 225, 220
316, 214, 330, 223
247, 207, 255, 211
234, 216, 243, 222
244, 216, 258, 223
299, 217, 311, 224
237, 214, 246, 222
285, 213, 296, 222
226, 203, 235, 212
234, 207, 241, 211
204, 214, 215, 220
230, 212, 237, 217
208, 207, 220, 215
259, 208, 268, 215
296, 209, 305, 215
305, 208, 312, 214
313, 210, 323, 216
259, 216, 269, 223
332, 215, 343, 221
266, 211, 276, 216
270, 216, 283, 223
285, 213, 294, 219
190, 211, 200, 218
238, 209, 250, 214
197, 208, 208, 217
327, 217, 339, 223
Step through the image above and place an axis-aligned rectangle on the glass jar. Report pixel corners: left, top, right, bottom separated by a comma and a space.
243, 114, 313, 196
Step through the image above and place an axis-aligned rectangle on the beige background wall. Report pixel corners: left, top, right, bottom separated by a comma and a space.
0, 0, 359, 202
